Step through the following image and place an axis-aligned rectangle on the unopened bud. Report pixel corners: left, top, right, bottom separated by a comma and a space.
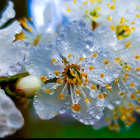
16, 76, 41, 98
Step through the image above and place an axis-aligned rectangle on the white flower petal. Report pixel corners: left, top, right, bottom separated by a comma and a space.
0, 41, 27, 76
34, 83, 71, 120
0, 89, 24, 138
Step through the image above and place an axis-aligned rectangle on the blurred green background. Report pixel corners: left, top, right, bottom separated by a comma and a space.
1, 0, 140, 138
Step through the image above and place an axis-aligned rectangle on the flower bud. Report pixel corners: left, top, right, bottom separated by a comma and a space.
16, 76, 42, 98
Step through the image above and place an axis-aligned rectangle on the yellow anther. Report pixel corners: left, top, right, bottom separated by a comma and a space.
131, 22, 135, 25
28, 27, 32, 32
55, 71, 60, 76
120, 91, 125, 96
136, 106, 140, 111
56, 78, 62, 84
136, 68, 140, 71
110, 5, 115, 10
91, 84, 96, 90
125, 42, 131, 48
104, 59, 109, 65
105, 117, 110, 122
103, 93, 108, 99
73, 0, 77, 4
114, 78, 119, 84
123, 65, 131, 72
118, 36, 123, 40
89, 66, 94, 70
92, 16, 97, 20
83, 1, 88, 5
110, 25, 115, 30
68, 54, 72, 58
98, 94, 103, 99
45, 89, 50, 94
93, 53, 98, 57
85, 97, 90, 103
130, 83, 135, 87
124, 73, 129, 77
106, 84, 112, 90
89, 0, 95, 3
18, 18, 27, 28
128, 103, 133, 108
100, 73, 105, 78
137, 97, 140, 102
76, 89, 81, 95
72, 104, 81, 112
114, 57, 121, 63
40, 76, 46, 82
130, 93, 136, 99
85, 78, 88, 83
51, 58, 56, 63
59, 93, 64, 100
15, 32, 25, 41
136, 5, 140, 9
107, 3, 110, 7
72, 78, 77, 84
85, 10, 89, 14
79, 57, 85, 61
33, 35, 41, 46
107, 16, 112, 21
136, 14, 140, 18
97, 7, 101, 11
122, 77, 127, 82
135, 56, 140, 59
67, 8, 71, 12
136, 90, 140, 94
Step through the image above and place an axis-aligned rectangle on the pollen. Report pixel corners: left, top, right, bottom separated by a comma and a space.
45, 89, 51, 94
85, 97, 90, 103
40, 76, 46, 82
130, 83, 135, 87
136, 90, 140, 94
93, 53, 98, 57
51, 58, 56, 63
55, 71, 60, 76
100, 73, 105, 78
67, 8, 71, 12
79, 57, 85, 61
125, 42, 131, 48
59, 93, 64, 100
72, 104, 81, 112
124, 73, 129, 77
89, 66, 94, 70
91, 84, 96, 90
98, 94, 103, 99
123, 65, 131, 72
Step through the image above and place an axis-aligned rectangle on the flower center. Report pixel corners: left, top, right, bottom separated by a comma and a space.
62, 64, 83, 85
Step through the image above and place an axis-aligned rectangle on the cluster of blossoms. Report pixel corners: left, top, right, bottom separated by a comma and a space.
0, 0, 140, 137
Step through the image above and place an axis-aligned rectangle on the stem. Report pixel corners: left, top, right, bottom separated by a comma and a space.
0, 72, 30, 84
